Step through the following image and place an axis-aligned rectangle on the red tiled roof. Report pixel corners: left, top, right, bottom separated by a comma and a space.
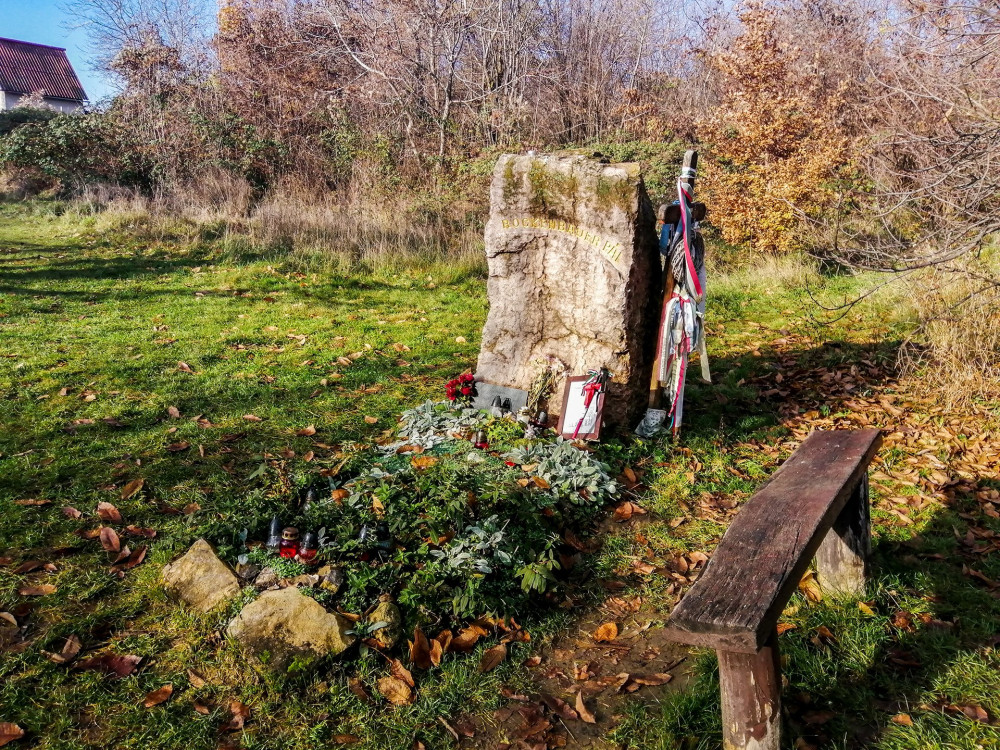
0, 37, 87, 102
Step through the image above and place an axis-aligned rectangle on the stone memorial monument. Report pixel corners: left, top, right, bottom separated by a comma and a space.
475, 151, 661, 431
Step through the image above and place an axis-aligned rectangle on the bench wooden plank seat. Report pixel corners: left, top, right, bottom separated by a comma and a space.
663, 429, 882, 750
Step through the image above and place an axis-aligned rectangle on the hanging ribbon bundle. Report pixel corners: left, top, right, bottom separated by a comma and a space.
658, 174, 710, 437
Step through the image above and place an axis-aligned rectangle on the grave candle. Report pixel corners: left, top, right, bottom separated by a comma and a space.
266, 516, 282, 548
298, 531, 318, 563
279, 527, 300, 558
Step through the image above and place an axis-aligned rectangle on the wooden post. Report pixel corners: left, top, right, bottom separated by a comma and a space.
816, 474, 870, 597
717, 632, 781, 750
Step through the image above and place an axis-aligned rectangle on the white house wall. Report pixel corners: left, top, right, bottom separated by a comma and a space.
0, 92, 84, 113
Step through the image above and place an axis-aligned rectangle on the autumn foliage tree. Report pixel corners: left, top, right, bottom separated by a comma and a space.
697, 1, 869, 255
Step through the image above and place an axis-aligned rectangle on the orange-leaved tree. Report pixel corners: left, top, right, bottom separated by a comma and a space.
697, 0, 868, 255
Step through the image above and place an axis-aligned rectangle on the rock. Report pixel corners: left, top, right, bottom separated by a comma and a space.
475, 152, 661, 431
254, 567, 279, 590
235, 562, 261, 582
367, 595, 402, 650
282, 574, 319, 588
318, 565, 344, 594
226, 587, 355, 671
161, 539, 241, 612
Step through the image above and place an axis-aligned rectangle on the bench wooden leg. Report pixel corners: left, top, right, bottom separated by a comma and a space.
816, 473, 870, 596
717, 632, 781, 750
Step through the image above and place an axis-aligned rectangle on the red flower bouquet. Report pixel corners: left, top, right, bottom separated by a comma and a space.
446, 373, 477, 405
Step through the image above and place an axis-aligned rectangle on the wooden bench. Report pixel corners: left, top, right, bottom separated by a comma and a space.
663, 429, 882, 750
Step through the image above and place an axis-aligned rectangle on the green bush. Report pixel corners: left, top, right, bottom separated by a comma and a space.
0, 106, 57, 137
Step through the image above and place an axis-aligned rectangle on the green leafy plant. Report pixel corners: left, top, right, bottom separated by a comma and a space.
505, 439, 619, 506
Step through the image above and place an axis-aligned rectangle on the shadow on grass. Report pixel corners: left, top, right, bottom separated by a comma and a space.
610, 337, 1000, 748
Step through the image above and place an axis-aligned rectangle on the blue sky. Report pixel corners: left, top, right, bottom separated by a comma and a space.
1, 0, 115, 103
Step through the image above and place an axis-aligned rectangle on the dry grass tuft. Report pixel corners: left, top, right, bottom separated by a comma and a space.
69, 175, 485, 275
900, 264, 1000, 406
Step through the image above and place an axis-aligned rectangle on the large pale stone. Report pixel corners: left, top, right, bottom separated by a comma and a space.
476, 152, 661, 431
162, 538, 241, 612
226, 587, 355, 670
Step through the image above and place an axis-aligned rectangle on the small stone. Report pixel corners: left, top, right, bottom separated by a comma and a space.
226, 587, 355, 671
367, 595, 402, 650
236, 562, 261, 582
318, 565, 344, 594
162, 539, 241, 612
254, 567, 279, 590
282, 574, 319, 588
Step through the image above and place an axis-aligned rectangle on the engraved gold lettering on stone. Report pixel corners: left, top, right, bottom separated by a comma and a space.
501, 216, 625, 270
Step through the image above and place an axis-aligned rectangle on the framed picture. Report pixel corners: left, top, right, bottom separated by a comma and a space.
557, 375, 606, 441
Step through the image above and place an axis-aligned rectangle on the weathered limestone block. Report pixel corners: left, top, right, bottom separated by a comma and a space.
162, 538, 241, 612
367, 595, 402, 650
476, 152, 661, 431
226, 587, 355, 671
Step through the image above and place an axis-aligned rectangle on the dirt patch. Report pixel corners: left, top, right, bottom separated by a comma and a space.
465, 603, 693, 749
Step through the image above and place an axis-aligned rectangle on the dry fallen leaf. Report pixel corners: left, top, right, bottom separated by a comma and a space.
891, 713, 913, 726
18, 584, 57, 596
449, 625, 485, 652
429, 639, 444, 667
120, 479, 144, 500
142, 684, 173, 708
110, 546, 147, 574
410, 626, 432, 670
776, 623, 797, 635
348, 677, 372, 704
177, 362, 193, 373
62, 506, 82, 519
187, 669, 207, 688
798, 571, 823, 603
0, 723, 25, 747
74, 653, 142, 678
364, 416, 378, 425
43, 634, 82, 665
166, 441, 190, 452
478, 642, 507, 673
296, 425, 317, 436
221, 700, 250, 731
332, 735, 361, 745
629, 673, 672, 687
389, 658, 415, 687
96, 502, 122, 523
575, 691, 597, 723
593, 622, 618, 643
377, 676, 413, 706
410, 456, 438, 470
167, 406, 181, 419
243, 414, 263, 422
100, 527, 121, 553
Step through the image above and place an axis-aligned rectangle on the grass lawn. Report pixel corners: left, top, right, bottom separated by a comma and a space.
2, 202, 999, 749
